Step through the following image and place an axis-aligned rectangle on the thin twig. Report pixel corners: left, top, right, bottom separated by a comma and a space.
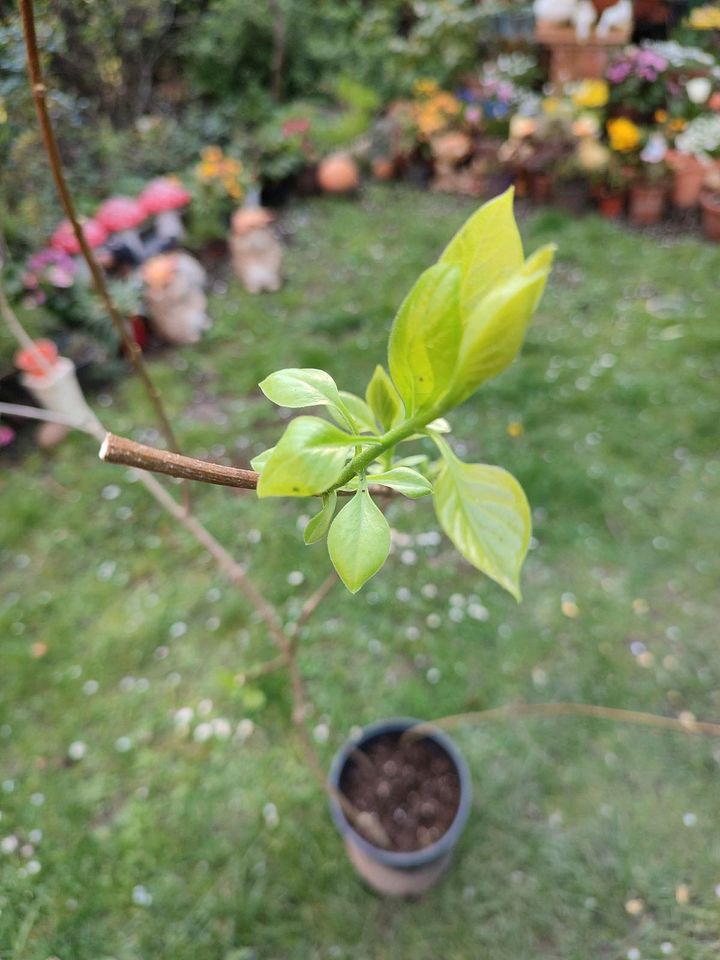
0, 401, 88, 431
290, 572, 337, 640
100, 432, 398, 497
236, 655, 289, 685
0, 283, 54, 375
18, 0, 181, 457
100, 433, 259, 490
405, 702, 720, 742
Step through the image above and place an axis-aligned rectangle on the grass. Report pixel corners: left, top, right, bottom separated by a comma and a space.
1, 185, 720, 959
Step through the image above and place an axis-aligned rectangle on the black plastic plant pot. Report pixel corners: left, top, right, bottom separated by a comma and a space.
328, 717, 472, 897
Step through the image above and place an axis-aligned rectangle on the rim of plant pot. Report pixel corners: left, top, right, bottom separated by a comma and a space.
328, 716, 472, 870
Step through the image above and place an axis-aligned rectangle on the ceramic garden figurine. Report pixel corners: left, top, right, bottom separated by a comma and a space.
141, 251, 211, 345
229, 208, 283, 294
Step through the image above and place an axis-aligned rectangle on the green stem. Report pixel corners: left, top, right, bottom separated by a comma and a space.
329, 413, 430, 492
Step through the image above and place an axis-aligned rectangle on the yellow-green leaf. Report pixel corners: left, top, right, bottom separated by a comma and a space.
257, 416, 355, 498
366, 467, 432, 499
260, 368, 343, 411
327, 489, 391, 593
365, 365, 403, 431
433, 442, 531, 600
304, 491, 337, 543
448, 244, 555, 405
388, 262, 461, 414
440, 187, 525, 316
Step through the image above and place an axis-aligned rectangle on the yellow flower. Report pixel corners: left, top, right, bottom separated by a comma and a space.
655, 109, 668, 123
572, 79, 609, 109
607, 117, 642, 153
542, 96, 561, 115
507, 421, 524, 438
414, 78, 439, 97
689, 6, 720, 28
202, 146, 223, 163
669, 118, 687, 132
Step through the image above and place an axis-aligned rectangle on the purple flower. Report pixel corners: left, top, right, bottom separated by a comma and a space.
26, 248, 76, 289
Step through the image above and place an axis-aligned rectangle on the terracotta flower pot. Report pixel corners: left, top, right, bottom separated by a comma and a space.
329, 718, 472, 897
531, 172, 554, 204
554, 178, 589, 215
595, 188, 625, 219
700, 190, 720, 242
667, 151, 708, 210
629, 181, 667, 226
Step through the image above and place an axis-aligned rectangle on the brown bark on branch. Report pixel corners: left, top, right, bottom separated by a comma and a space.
100, 433, 260, 490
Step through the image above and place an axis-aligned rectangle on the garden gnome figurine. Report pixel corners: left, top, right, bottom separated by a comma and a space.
229, 207, 283, 294
142, 251, 211, 345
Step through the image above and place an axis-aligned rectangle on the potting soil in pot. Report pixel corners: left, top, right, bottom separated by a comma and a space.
339, 732, 460, 852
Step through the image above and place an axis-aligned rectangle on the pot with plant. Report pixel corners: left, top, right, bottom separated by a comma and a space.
64, 189, 551, 897
671, 112, 720, 209
629, 160, 670, 226
553, 150, 590, 214
699, 166, 720, 240
605, 118, 669, 225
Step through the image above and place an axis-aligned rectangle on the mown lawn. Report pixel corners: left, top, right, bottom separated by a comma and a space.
1, 185, 720, 960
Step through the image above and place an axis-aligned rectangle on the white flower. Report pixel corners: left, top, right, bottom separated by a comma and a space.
687, 77, 712, 104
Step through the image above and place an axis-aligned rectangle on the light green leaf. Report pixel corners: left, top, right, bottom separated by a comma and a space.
259, 368, 344, 412
327, 489, 391, 593
448, 244, 555, 406
304, 491, 338, 544
388, 262, 462, 414
433, 441, 531, 600
328, 391, 379, 434
250, 446, 275, 472
365, 365, 403, 431
257, 417, 355, 498
440, 187, 525, 315
367, 467, 432, 499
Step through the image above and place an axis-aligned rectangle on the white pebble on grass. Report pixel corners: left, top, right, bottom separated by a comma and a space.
132, 884, 153, 907
212, 718, 232, 740
426, 667, 441, 685
115, 737, 132, 753
169, 621, 187, 639
287, 570, 305, 587
1, 835, 19, 854
313, 723, 330, 744
683, 812, 697, 827
193, 723, 213, 743
627, 949, 640, 960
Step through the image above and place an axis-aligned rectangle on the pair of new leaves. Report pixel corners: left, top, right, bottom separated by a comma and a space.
252, 189, 555, 598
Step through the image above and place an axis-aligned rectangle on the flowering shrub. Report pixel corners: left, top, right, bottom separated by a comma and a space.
607, 46, 671, 116
185, 146, 247, 246
571, 80, 609, 111
688, 5, 720, 30
607, 117, 643, 153
675, 113, 720, 158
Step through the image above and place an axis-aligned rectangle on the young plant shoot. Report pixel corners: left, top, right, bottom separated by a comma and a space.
254, 189, 555, 597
